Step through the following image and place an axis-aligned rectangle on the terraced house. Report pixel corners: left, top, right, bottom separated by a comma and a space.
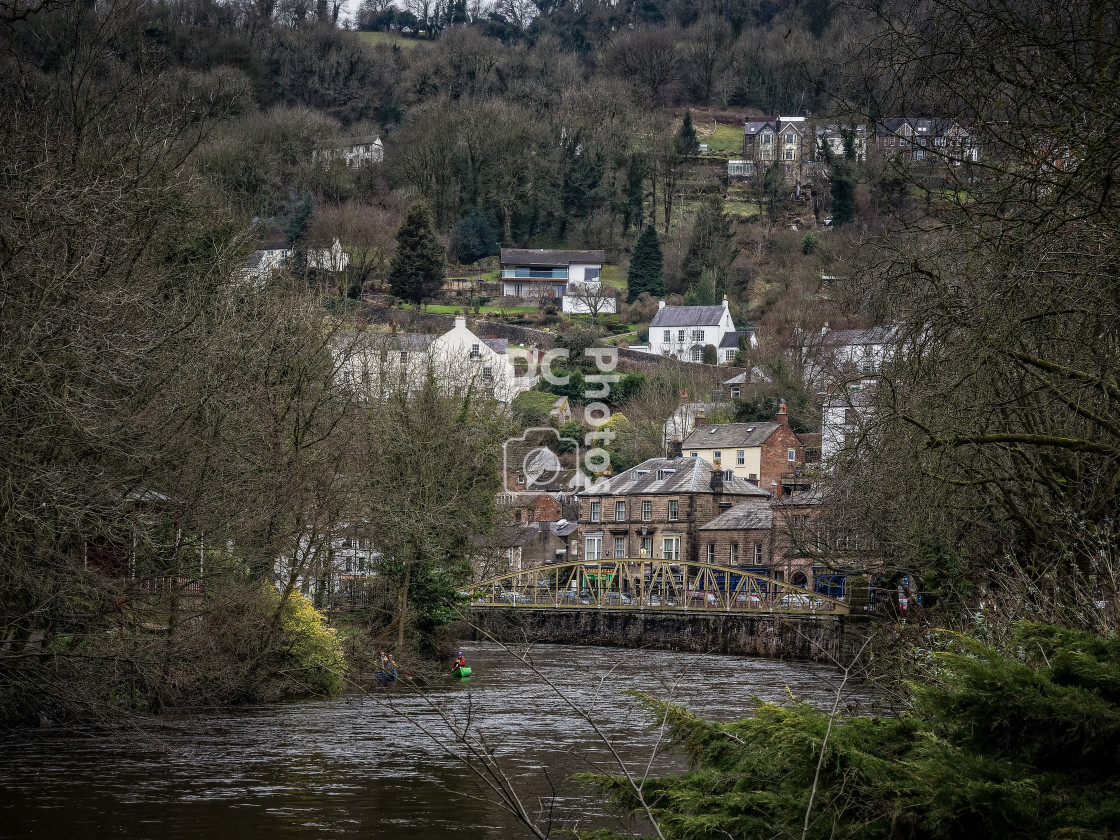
575, 456, 770, 565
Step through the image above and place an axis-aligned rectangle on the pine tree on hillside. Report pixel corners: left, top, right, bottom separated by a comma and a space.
675, 110, 700, 156
389, 201, 445, 305
681, 196, 737, 292
627, 224, 664, 303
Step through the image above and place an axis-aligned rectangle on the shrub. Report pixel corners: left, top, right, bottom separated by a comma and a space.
801, 232, 821, 254
267, 587, 344, 696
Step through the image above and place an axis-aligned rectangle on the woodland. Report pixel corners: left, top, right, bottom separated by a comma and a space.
1, 0, 1119, 836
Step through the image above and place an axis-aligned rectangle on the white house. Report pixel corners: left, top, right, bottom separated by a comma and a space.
802, 325, 900, 387
499, 249, 616, 314
648, 297, 742, 363
242, 238, 350, 284
339, 316, 539, 403
312, 135, 384, 168
820, 386, 876, 468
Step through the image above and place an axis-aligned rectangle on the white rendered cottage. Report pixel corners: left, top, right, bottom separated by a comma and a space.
648, 298, 742, 363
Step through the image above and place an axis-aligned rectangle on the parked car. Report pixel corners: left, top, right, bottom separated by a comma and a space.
686, 591, 719, 607
733, 593, 765, 608
775, 593, 824, 611
498, 590, 533, 604
602, 592, 634, 606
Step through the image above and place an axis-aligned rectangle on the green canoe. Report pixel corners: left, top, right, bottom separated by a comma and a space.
452, 666, 472, 678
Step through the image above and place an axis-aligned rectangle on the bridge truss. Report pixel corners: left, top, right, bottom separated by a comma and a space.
469, 559, 850, 615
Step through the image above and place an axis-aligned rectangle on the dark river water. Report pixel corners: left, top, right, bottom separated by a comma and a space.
1, 643, 872, 839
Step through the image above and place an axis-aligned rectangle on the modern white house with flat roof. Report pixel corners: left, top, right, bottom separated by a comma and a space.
499, 249, 616, 314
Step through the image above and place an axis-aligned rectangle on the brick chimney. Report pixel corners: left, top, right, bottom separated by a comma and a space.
777, 399, 789, 426
695, 406, 706, 427
771, 479, 782, 499
680, 389, 688, 405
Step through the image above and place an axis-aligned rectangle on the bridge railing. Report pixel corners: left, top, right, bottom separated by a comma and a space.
468, 559, 850, 615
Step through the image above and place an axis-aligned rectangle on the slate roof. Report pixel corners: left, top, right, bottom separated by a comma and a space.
580, 457, 770, 498
650, 305, 726, 328
821, 325, 900, 347
719, 331, 741, 349
744, 119, 778, 136
682, 422, 779, 450
398, 334, 437, 351
551, 519, 579, 537
481, 337, 508, 355
500, 249, 605, 266
700, 503, 773, 531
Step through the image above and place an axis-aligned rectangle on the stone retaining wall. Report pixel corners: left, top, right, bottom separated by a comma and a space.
462, 608, 870, 663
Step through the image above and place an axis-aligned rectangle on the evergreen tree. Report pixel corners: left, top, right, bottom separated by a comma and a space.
389, 202, 445, 305
674, 109, 700, 156
681, 197, 737, 292
762, 161, 785, 219
627, 225, 664, 303
820, 131, 856, 225
623, 153, 648, 234
286, 193, 313, 248
683, 268, 723, 306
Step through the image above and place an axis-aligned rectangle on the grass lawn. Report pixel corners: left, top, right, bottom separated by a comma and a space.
357, 31, 424, 49
601, 264, 626, 291
725, 199, 762, 218
696, 122, 745, 157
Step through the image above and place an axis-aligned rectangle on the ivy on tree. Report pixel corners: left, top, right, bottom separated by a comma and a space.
389, 201, 445, 305
627, 224, 665, 303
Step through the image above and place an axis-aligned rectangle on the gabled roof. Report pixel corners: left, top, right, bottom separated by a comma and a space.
500, 249, 605, 266
682, 422, 779, 450
821, 325, 900, 348
397, 334, 437, 351
580, 457, 770, 498
700, 503, 773, 531
745, 118, 779, 136
719, 331, 741, 349
650, 305, 727, 328
481, 337, 508, 355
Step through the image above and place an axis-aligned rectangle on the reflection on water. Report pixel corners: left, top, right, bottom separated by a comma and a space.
1, 642, 868, 839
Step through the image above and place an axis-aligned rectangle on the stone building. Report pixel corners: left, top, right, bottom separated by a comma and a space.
681, 401, 806, 493
574, 456, 770, 565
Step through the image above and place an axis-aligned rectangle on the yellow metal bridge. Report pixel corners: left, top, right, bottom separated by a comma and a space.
469, 559, 850, 615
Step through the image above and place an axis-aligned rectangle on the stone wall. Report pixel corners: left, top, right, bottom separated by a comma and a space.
462, 608, 870, 663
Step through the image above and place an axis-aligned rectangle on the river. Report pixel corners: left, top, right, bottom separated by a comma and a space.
1, 642, 873, 839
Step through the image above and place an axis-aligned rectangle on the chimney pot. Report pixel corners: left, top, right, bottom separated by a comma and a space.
658, 299, 666, 309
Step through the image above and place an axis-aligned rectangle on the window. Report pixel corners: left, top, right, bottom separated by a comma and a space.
585, 536, 602, 560
615, 501, 626, 521
785, 131, 794, 143
400, 351, 408, 364
729, 543, 738, 565
731, 386, 741, 399
663, 329, 671, 343
748, 473, 757, 481
662, 537, 681, 560
585, 268, 601, 282
470, 343, 480, 359
614, 537, 626, 558
656, 468, 676, 480
678, 329, 686, 342
482, 366, 493, 381
690, 451, 698, 457
754, 543, 764, 563
692, 329, 704, 341
706, 543, 715, 563
590, 501, 601, 522
723, 470, 734, 481
736, 450, 745, 466
691, 347, 703, 362
640, 537, 652, 557
788, 448, 797, 462
714, 450, 722, 461
668, 500, 679, 520
517, 473, 526, 485
642, 500, 652, 521
762, 133, 772, 144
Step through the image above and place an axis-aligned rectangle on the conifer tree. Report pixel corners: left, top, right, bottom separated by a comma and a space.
626, 225, 664, 303
674, 109, 700, 156
389, 201, 445, 305
681, 197, 737, 292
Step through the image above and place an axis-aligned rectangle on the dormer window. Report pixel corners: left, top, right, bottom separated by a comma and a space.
656, 468, 676, 480
635, 469, 649, 479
